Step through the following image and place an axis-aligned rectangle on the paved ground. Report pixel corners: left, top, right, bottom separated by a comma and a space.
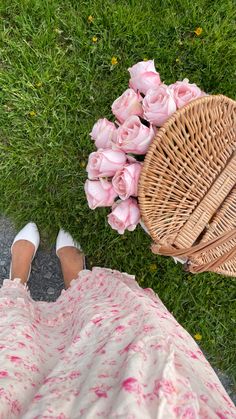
0, 215, 235, 404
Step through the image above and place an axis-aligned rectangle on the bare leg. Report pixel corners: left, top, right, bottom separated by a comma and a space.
57, 247, 84, 289
10, 240, 35, 284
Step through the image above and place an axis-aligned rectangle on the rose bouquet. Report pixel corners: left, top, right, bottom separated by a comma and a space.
85, 60, 205, 234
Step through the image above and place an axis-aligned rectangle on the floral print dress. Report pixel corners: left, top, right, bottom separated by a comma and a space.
0, 267, 235, 418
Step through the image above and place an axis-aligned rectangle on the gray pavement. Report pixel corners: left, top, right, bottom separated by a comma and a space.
0, 215, 235, 404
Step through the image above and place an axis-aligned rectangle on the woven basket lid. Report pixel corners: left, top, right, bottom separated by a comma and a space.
138, 94, 236, 276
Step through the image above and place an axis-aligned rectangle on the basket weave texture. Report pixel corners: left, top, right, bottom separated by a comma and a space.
139, 94, 236, 276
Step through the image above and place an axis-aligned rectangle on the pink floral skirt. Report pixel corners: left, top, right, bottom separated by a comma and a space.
0, 267, 235, 418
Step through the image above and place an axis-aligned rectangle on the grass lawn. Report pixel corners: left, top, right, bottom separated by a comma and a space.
0, 0, 236, 380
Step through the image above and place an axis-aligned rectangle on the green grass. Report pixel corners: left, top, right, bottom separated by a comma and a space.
0, 0, 236, 381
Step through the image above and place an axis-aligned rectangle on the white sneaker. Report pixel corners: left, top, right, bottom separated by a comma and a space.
10, 222, 40, 281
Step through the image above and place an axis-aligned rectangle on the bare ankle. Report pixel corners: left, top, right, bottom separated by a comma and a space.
58, 246, 84, 288
10, 240, 35, 283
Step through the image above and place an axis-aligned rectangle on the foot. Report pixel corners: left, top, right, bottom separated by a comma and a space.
11, 240, 35, 284
10, 222, 40, 284
57, 246, 84, 289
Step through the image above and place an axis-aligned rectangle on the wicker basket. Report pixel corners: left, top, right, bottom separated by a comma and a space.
139, 94, 236, 276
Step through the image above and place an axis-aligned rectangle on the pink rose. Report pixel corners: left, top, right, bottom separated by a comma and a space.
90, 118, 117, 149
128, 60, 161, 95
112, 162, 142, 200
111, 88, 143, 124
169, 78, 205, 108
85, 179, 117, 209
86, 149, 127, 179
113, 115, 155, 154
108, 198, 140, 234
143, 84, 177, 126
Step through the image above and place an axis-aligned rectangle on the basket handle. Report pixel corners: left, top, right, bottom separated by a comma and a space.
152, 227, 236, 273
173, 151, 236, 249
